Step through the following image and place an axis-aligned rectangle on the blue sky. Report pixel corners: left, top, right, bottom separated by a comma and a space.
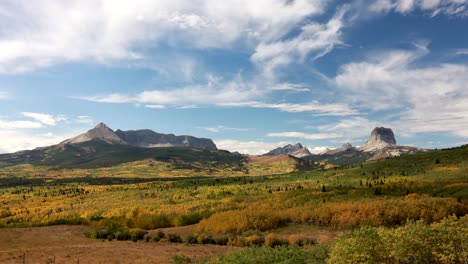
0, 0, 468, 154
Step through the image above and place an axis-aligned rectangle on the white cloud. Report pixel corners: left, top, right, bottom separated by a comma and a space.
251, 6, 348, 78
369, 0, 467, 16
145, 104, 166, 109
215, 138, 331, 154
0, 120, 43, 129
317, 117, 380, 139
456, 49, 468, 55
198, 126, 250, 133
335, 44, 468, 137
0, 0, 327, 73
22, 112, 65, 126
75, 116, 94, 124
80, 77, 262, 107
266, 131, 341, 140
0, 130, 72, 153
220, 101, 358, 116
214, 139, 292, 155
270, 83, 311, 92
0, 91, 7, 99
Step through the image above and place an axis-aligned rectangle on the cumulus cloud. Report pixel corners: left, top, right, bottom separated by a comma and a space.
22, 112, 65, 126
0, 130, 72, 153
0, 120, 43, 129
251, 6, 348, 78
335, 44, 468, 138
0, 0, 327, 73
198, 126, 250, 133
214, 139, 292, 155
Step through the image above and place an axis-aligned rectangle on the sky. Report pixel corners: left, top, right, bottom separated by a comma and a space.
0, 0, 468, 154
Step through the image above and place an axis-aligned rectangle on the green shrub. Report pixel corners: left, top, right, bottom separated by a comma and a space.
196, 234, 215, 244
173, 254, 192, 264
288, 235, 316, 247
214, 235, 229, 246
186, 233, 198, 244
327, 215, 468, 264
156, 229, 165, 239
129, 228, 147, 242
168, 233, 183, 243
208, 245, 328, 264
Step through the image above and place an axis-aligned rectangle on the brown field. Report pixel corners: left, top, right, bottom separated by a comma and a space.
0, 225, 232, 264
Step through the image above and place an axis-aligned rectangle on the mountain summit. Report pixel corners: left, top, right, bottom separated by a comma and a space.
63, 122, 125, 145
360, 127, 397, 152
62, 122, 217, 150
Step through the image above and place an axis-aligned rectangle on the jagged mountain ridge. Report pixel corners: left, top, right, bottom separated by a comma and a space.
115, 129, 217, 150
64, 122, 217, 150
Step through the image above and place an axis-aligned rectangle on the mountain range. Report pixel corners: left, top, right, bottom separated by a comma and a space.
266, 127, 426, 165
0, 123, 426, 169
63, 122, 217, 149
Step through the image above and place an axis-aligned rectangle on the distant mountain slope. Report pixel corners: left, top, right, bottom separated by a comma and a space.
303, 127, 426, 166
0, 139, 240, 169
263, 143, 311, 158
115, 129, 216, 150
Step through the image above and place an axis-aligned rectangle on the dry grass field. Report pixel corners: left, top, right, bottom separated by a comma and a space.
0, 225, 232, 264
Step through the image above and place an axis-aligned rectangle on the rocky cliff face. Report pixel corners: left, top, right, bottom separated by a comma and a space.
115, 129, 217, 150
264, 143, 311, 158
360, 127, 397, 152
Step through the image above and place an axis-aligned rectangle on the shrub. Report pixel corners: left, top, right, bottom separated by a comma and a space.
245, 234, 265, 246
327, 215, 468, 264
264, 234, 288, 248
207, 245, 328, 264
156, 229, 165, 239
127, 215, 171, 230
115, 229, 129, 241
196, 234, 215, 244
168, 233, 183, 243
173, 254, 192, 264
288, 235, 316, 247
213, 235, 229, 246
186, 233, 198, 244
129, 228, 147, 242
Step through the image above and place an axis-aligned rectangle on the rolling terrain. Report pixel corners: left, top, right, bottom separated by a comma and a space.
0, 142, 466, 263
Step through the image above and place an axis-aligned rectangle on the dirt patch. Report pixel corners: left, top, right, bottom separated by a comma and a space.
0, 225, 231, 264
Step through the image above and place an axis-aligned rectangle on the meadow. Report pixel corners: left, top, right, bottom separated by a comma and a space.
0, 145, 467, 263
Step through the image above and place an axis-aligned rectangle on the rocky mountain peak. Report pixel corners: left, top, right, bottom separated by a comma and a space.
63, 122, 125, 145
94, 122, 111, 130
341, 143, 353, 149
294, 143, 304, 149
370, 127, 396, 145
360, 127, 396, 152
